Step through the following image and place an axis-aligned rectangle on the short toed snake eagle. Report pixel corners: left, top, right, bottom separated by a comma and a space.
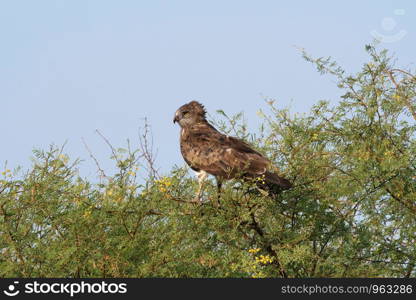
173, 101, 291, 203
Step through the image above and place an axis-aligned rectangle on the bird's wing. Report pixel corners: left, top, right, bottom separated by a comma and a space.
181, 123, 270, 178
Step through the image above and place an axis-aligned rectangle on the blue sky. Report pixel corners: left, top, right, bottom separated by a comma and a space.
1, 0, 415, 179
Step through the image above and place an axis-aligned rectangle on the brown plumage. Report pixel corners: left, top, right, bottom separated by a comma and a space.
173, 101, 291, 203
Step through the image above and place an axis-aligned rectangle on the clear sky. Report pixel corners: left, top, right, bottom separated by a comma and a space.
1, 0, 415, 179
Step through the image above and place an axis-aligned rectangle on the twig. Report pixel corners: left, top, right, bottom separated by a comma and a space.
391, 68, 416, 81
95, 130, 120, 165
138, 118, 159, 179
81, 137, 107, 182
385, 70, 416, 121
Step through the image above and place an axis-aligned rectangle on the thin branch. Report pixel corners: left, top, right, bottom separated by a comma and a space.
385, 70, 416, 121
81, 137, 107, 182
95, 130, 120, 164
138, 118, 160, 179
391, 68, 416, 81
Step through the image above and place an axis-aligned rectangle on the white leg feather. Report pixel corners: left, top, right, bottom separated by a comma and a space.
194, 170, 208, 203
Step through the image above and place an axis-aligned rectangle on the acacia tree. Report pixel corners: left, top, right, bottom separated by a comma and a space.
0, 45, 415, 277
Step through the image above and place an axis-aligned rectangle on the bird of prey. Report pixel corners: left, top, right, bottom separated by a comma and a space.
173, 101, 292, 203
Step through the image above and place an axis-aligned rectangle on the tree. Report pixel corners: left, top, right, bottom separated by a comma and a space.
0, 45, 415, 277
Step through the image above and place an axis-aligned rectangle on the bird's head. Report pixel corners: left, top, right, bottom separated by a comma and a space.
173, 101, 207, 127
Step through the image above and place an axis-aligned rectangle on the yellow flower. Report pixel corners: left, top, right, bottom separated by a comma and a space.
252, 271, 266, 278
255, 175, 266, 184
58, 154, 69, 164
248, 248, 261, 254
155, 177, 173, 193
83, 210, 92, 218
255, 255, 274, 264
159, 187, 167, 193
393, 94, 401, 100
384, 150, 393, 157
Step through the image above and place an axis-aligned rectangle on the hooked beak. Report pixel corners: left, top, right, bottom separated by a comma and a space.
173, 111, 180, 124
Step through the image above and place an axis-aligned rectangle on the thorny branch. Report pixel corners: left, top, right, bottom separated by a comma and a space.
82, 137, 107, 183
138, 118, 160, 179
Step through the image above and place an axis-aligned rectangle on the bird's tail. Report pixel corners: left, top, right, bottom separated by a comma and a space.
257, 171, 292, 195
265, 171, 292, 189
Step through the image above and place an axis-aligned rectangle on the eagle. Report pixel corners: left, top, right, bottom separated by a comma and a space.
173, 101, 292, 203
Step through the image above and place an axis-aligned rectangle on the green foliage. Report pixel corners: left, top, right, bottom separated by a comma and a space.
1, 45, 415, 277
